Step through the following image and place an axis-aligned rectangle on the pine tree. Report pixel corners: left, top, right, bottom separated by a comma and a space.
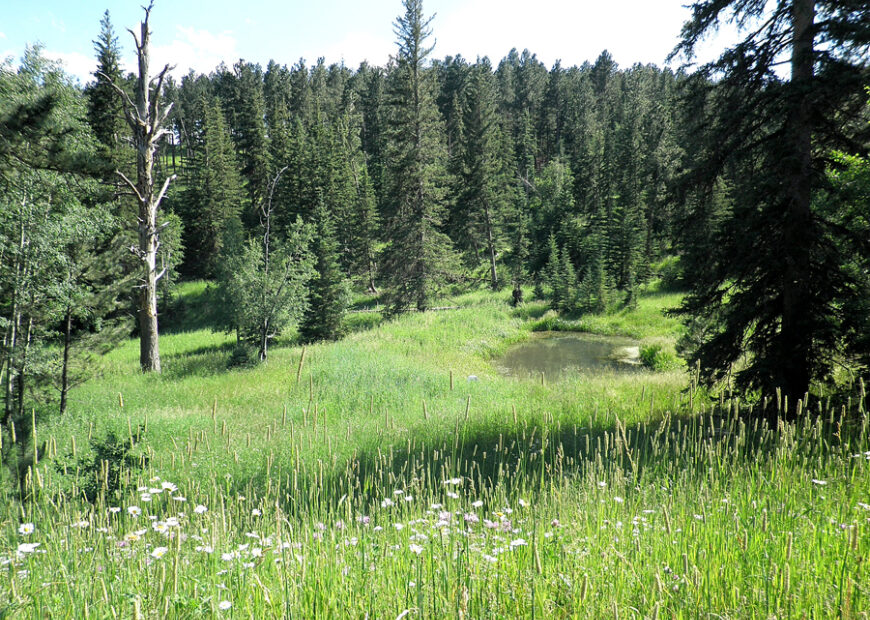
299, 196, 349, 342
179, 95, 243, 278
456, 60, 512, 289
542, 234, 561, 307
335, 112, 381, 292
220, 61, 271, 223
86, 11, 126, 177
381, 0, 457, 313
557, 246, 580, 313
671, 0, 870, 408
505, 186, 531, 306
355, 63, 388, 212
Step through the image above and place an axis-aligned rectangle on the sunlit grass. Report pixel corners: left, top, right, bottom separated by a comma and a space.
1, 282, 867, 617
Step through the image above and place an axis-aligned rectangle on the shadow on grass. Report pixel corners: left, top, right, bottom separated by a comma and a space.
510, 302, 551, 321
161, 341, 238, 380
251, 398, 867, 515
162, 283, 226, 335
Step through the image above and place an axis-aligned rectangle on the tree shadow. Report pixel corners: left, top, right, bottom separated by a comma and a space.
160, 341, 238, 380
162, 283, 226, 335
252, 398, 866, 514
510, 302, 551, 321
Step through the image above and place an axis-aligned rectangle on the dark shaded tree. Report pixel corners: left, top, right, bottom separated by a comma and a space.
671, 0, 870, 408
178, 95, 243, 278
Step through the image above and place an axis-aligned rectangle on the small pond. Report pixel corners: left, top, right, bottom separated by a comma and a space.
495, 332, 643, 379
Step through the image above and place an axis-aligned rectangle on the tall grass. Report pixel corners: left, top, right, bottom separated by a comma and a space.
1, 283, 867, 617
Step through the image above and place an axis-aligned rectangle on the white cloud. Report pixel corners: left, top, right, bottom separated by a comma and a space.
317, 31, 394, 69
436, 0, 688, 68
149, 26, 239, 76
43, 50, 97, 85
33, 27, 239, 86
0, 32, 7, 40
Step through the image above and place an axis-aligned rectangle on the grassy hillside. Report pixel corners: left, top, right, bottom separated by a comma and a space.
50, 282, 687, 489
1, 283, 867, 617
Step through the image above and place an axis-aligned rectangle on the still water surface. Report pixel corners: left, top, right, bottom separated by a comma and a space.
496, 332, 643, 379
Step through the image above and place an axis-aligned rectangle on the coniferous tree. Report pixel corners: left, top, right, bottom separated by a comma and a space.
556, 246, 579, 313
334, 109, 380, 292
579, 250, 609, 314
299, 196, 349, 342
381, 0, 457, 313
505, 187, 531, 305
671, 0, 870, 407
456, 60, 512, 289
356, 63, 388, 210
85, 11, 126, 177
542, 234, 561, 307
220, 61, 271, 222
178, 95, 243, 278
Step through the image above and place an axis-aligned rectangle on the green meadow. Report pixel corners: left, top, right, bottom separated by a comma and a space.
1, 283, 868, 618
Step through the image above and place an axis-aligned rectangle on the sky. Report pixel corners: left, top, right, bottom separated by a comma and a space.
0, 0, 737, 85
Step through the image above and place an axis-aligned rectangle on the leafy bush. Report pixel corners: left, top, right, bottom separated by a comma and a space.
54, 427, 148, 502
227, 343, 258, 369
640, 343, 683, 371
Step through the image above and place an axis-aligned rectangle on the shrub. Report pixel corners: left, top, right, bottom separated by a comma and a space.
640, 343, 683, 371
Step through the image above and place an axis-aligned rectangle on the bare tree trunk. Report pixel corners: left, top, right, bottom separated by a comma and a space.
259, 319, 269, 362
102, 2, 175, 373
254, 166, 289, 363
483, 203, 498, 290
367, 258, 378, 295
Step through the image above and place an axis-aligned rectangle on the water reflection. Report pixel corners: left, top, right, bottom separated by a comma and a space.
496, 332, 643, 379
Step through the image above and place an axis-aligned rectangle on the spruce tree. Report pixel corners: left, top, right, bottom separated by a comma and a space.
221, 61, 271, 222
559, 247, 580, 313
299, 196, 349, 343
179, 95, 243, 278
542, 234, 561, 307
505, 187, 531, 306
85, 11, 126, 176
456, 60, 512, 289
671, 0, 870, 408
381, 0, 457, 313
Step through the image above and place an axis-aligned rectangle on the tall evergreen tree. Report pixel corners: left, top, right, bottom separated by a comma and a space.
85, 11, 126, 176
219, 61, 271, 222
381, 0, 457, 313
178, 95, 243, 278
671, 0, 870, 408
454, 60, 512, 289
299, 196, 349, 342
356, 63, 388, 211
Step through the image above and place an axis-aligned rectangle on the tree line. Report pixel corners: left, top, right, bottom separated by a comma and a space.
1, 0, 868, 442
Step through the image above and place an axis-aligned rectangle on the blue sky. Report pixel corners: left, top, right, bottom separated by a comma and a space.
1, 0, 732, 84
